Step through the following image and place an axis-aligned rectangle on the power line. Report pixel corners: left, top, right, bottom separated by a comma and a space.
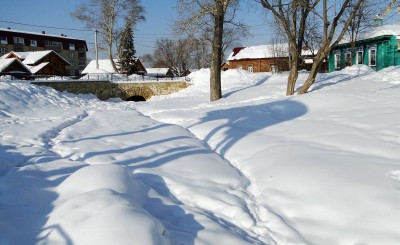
0, 19, 91, 32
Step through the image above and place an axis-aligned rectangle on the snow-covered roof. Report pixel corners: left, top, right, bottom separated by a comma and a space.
227, 44, 290, 61
0, 28, 87, 42
0, 58, 15, 72
21, 51, 53, 65
2, 51, 69, 66
340, 24, 400, 43
0, 58, 31, 73
82, 59, 118, 74
145, 68, 170, 75
28, 62, 49, 74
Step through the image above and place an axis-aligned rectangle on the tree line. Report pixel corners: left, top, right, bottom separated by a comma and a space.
72, 0, 390, 101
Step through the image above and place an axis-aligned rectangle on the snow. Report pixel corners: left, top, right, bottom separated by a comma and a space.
0, 58, 16, 72
1, 65, 400, 244
82, 59, 118, 74
21, 51, 53, 65
146, 68, 170, 76
227, 44, 290, 60
29, 62, 49, 74
0, 28, 87, 41
227, 44, 317, 61
340, 24, 400, 43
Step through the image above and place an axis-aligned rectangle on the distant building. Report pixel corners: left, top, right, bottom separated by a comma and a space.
82, 59, 146, 75
145, 68, 174, 78
329, 24, 400, 72
225, 44, 290, 73
0, 28, 87, 75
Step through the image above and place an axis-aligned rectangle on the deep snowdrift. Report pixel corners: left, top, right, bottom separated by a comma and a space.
1, 65, 400, 244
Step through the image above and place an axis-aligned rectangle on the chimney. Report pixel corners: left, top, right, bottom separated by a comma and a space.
42, 31, 45, 34
61, 34, 64, 37
374, 14, 383, 27
7, 27, 10, 30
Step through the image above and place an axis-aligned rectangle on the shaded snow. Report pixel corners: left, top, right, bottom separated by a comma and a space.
1, 65, 400, 244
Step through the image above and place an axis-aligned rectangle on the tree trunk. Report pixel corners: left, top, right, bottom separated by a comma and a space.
287, 52, 299, 95
298, 52, 324, 94
209, 8, 224, 101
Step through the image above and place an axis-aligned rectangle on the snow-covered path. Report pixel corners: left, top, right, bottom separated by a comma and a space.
2, 65, 400, 244
0, 82, 271, 244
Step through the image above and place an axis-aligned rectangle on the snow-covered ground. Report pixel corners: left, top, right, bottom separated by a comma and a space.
1, 65, 400, 244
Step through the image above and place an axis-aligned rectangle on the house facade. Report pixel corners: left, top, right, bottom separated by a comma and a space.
0, 28, 87, 76
329, 25, 400, 72
226, 45, 290, 73
0, 58, 31, 76
2, 50, 70, 76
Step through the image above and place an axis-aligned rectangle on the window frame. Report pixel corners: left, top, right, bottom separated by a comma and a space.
13, 37, 24, 44
334, 53, 341, 69
30, 40, 37, 47
369, 48, 377, 67
247, 64, 253, 73
356, 50, 363, 65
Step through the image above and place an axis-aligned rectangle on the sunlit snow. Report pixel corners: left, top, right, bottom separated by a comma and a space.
1, 65, 400, 244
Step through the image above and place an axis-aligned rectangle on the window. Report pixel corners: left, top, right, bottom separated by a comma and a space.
0, 36, 7, 44
69, 44, 75, 50
335, 53, 341, 69
70, 61, 75, 67
78, 61, 86, 66
45, 40, 52, 46
70, 70, 76, 76
356, 51, 363, 65
30, 40, 37, 47
345, 52, 352, 66
69, 52, 75, 58
13, 37, 24, 44
1, 47, 7, 53
270, 64, 278, 74
248, 64, 253, 73
369, 48, 376, 67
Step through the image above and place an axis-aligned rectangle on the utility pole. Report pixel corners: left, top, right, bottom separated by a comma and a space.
94, 28, 99, 70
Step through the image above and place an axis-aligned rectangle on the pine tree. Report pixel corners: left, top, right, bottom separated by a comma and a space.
118, 24, 138, 75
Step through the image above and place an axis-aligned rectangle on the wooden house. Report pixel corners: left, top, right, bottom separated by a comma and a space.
2, 50, 70, 76
329, 24, 400, 72
226, 44, 290, 73
0, 58, 31, 76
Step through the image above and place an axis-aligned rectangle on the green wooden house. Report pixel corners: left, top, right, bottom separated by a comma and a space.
329, 25, 400, 72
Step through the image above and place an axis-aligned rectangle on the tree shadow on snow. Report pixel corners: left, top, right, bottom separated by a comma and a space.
0, 149, 73, 245
190, 99, 307, 157
134, 173, 204, 244
223, 76, 270, 98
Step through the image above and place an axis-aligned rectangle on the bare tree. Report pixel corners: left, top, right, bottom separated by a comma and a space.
343, 0, 383, 66
72, 0, 145, 72
176, 0, 241, 101
298, 0, 364, 94
260, 0, 318, 95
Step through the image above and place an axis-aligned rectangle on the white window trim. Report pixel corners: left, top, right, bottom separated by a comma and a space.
345, 52, 352, 66
0, 37, 7, 44
369, 48, 377, 67
30, 40, 37, 47
248, 64, 253, 73
14, 37, 24, 44
356, 50, 363, 65
335, 53, 341, 69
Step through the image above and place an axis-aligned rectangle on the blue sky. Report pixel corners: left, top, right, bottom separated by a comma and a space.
0, 0, 271, 58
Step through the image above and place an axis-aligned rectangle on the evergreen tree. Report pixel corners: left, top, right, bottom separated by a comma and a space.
118, 24, 138, 75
